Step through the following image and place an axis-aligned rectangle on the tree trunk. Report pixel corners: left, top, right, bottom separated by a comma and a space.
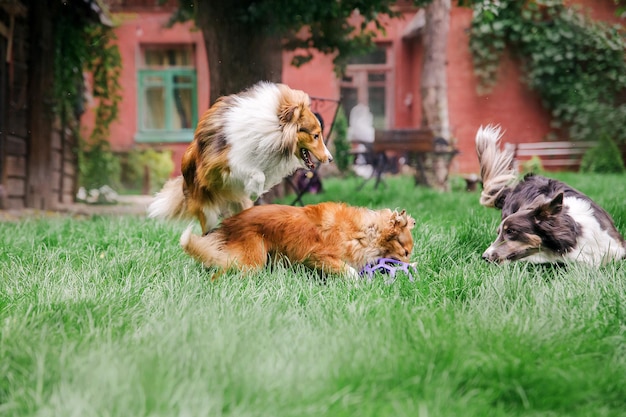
420, 0, 453, 191
421, 0, 450, 139
195, 1, 283, 104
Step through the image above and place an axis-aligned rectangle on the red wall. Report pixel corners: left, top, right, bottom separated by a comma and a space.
83, 2, 621, 178
446, 7, 553, 174
447, 1, 621, 174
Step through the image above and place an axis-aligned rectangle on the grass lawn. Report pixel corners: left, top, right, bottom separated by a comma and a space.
1, 172, 625, 417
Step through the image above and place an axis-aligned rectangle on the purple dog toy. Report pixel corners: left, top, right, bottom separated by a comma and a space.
360, 258, 417, 284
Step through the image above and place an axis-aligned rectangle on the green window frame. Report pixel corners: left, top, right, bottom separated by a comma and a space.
135, 68, 198, 143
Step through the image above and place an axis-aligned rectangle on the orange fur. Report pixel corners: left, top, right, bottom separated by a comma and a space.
180, 202, 415, 279
148, 82, 332, 234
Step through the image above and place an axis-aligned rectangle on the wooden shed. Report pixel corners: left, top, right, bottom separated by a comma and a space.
0, 0, 108, 210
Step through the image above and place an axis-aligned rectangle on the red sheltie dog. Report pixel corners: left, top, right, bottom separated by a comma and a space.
148, 82, 333, 234
180, 202, 416, 279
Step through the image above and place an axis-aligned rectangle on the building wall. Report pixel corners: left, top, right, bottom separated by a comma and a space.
81, 10, 208, 176
393, 27, 425, 129
446, 1, 621, 174
90, 1, 622, 179
446, 7, 553, 174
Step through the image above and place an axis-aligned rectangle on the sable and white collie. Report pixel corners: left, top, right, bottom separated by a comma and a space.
476, 125, 626, 266
180, 202, 415, 279
148, 82, 333, 234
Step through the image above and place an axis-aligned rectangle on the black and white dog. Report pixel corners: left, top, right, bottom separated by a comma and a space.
475, 125, 626, 266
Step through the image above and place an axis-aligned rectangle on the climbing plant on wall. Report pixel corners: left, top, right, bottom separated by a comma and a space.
469, 0, 626, 145
54, 13, 123, 189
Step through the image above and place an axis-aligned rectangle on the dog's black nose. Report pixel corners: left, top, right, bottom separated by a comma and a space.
328, 155, 333, 163
482, 253, 501, 263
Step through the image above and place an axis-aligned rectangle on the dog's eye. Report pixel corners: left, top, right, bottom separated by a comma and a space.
505, 228, 516, 237
313, 134, 319, 140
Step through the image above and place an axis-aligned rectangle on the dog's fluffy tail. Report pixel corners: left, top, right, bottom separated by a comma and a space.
475, 125, 517, 208
179, 225, 195, 249
148, 176, 188, 221
180, 226, 226, 271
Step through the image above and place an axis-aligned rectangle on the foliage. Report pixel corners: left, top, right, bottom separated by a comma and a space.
122, 149, 175, 193
580, 133, 626, 174
168, 0, 485, 75
54, 13, 123, 190
616, 0, 626, 17
331, 106, 351, 173
83, 25, 123, 148
168, 0, 395, 75
469, 0, 626, 146
79, 140, 122, 190
1, 174, 626, 416
54, 13, 89, 123
275, 0, 399, 73
520, 155, 544, 174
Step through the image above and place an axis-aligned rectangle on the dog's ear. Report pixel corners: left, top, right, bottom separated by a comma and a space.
534, 192, 563, 222
278, 103, 304, 126
389, 209, 414, 232
494, 188, 510, 210
397, 209, 416, 230
277, 103, 305, 156
407, 215, 416, 230
391, 210, 404, 227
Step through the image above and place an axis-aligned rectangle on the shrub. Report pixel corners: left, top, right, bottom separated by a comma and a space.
122, 149, 175, 194
520, 155, 544, 175
580, 134, 626, 174
78, 138, 121, 190
332, 106, 351, 173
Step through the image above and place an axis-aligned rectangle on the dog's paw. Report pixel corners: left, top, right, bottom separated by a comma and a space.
345, 266, 360, 280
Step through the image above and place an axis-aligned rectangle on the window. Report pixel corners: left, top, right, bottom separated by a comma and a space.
340, 44, 392, 130
135, 45, 198, 143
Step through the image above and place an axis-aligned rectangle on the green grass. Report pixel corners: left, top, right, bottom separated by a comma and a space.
1, 173, 625, 417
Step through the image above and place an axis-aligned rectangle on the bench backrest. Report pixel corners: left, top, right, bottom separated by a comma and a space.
373, 129, 435, 153
507, 141, 596, 170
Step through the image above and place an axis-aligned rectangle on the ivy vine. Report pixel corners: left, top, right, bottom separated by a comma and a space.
469, 0, 626, 145
54, 13, 123, 189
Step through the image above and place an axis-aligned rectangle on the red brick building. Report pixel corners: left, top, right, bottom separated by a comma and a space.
85, 0, 621, 178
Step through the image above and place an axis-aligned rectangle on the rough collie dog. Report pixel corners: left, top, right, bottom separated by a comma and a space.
148, 82, 333, 234
476, 125, 626, 266
180, 202, 415, 278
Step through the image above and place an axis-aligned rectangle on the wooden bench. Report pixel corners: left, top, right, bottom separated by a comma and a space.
506, 141, 596, 171
372, 129, 435, 154
357, 128, 457, 189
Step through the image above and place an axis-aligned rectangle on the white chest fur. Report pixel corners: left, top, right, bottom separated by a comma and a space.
561, 197, 626, 265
